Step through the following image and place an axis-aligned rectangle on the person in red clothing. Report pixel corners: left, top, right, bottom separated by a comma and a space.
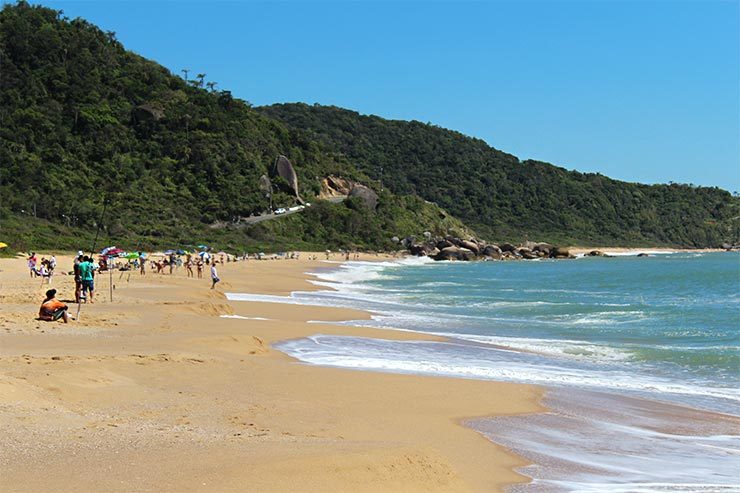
38, 289, 70, 323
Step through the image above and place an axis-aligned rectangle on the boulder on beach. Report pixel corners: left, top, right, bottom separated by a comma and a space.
533, 243, 553, 255
460, 240, 480, 254
518, 247, 538, 260
409, 244, 429, 256
551, 247, 574, 259
433, 246, 476, 261
482, 245, 502, 260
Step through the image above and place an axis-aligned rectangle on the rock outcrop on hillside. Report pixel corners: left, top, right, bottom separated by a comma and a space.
273, 155, 304, 204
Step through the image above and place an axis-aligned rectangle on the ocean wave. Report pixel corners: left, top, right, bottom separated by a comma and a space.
275, 335, 740, 409
433, 332, 633, 362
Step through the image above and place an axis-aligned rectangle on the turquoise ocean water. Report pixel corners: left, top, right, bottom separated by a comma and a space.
228, 252, 740, 491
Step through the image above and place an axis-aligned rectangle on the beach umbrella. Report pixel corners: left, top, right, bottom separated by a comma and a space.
197, 244, 208, 249
100, 246, 117, 255
176, 249, 187, 255
0, 242, 7, 249
124, 252, 139, 260
163, 249, 175, 255
105, 248, 124, 257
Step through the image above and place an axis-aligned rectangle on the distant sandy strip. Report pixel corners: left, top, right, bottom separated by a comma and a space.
0, 253, 543, 492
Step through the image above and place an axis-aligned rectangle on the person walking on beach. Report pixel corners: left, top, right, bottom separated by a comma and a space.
210, 261, 220, 289
78, 255, 96, 303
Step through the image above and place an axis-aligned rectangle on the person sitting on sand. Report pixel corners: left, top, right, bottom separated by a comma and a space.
38, 263, 52, 284
38, 288, 70, 323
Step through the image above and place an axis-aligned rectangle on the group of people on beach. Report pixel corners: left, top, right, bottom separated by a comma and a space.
27, 252, 57, 283
37, 252, 97, 324
34, 249, 224, 323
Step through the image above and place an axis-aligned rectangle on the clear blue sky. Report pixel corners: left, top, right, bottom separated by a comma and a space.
33, 0, 740, 192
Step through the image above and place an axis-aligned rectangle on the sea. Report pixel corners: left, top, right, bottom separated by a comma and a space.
227, 251, 740, 492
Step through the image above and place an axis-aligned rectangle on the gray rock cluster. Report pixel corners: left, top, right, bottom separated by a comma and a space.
403, 236, 576, 261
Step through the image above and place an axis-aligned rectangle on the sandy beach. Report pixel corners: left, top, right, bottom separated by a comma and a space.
0, 253, 543, 492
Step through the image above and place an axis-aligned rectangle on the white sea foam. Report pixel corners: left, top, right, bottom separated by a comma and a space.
274, 335, 740, 409
472, 388, 740, 493
220, 314, 271, 321
431, 332, 633, 362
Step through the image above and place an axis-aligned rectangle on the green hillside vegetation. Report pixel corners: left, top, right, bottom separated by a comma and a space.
0, 2, 467, 253
261, 103, 739, 247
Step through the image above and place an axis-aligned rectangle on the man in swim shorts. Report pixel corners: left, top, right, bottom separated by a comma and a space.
78, 255, 96, 303
38, 289, 70, 323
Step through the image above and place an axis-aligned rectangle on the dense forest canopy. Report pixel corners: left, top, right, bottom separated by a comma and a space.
0, 2, 466, 252
260, 104, 739, 247
0, 1, 737, 252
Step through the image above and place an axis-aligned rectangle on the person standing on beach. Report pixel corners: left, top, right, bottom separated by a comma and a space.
210, 261, 220, 289
197, 259, 203, 278
78, 255, 95, 303
27, 252, 37, 278
185, 254, 194, 278
139, 252, 146, 276
73, 252, 83, 303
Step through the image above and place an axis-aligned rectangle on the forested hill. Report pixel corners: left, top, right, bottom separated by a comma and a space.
1, 2, 736, 252
0, 2, 466, 252
261, 103, 739, 247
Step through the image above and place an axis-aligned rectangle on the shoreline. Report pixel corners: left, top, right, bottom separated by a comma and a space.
275, 254, 739, 491
0, 253, 544, 492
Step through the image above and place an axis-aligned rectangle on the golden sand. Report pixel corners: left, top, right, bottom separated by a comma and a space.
0, 253, 543, 492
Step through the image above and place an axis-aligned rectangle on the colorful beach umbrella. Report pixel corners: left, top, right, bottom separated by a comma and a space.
0, 242, 7, 249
